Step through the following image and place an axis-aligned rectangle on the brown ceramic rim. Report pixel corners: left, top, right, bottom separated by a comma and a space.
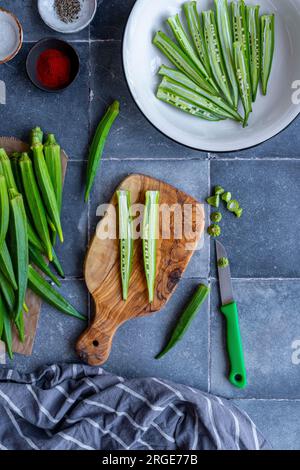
0, 7, 23, 64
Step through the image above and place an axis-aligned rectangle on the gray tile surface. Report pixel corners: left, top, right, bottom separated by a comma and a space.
210, 280, 300, 399
1, 0, 300, 450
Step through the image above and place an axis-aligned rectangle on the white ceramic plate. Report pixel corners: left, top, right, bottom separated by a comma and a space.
0, 8, 23, 64
123, 0, 300, 152
38, 0, 97, 34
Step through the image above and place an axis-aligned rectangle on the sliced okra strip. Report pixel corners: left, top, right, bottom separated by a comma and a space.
261, 14, 275, 96
232, 0, 249, 60
143, 191, 160, 304
233, 41, 252, 127
247, 5, 261, 101
117, 190, 133, 301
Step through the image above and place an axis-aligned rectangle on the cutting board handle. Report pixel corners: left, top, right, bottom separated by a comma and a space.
76, 302, 117, 366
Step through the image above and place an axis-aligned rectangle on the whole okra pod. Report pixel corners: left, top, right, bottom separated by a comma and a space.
261, 14, 275, 96
0, 294, 13, 359
214, 0, 239, 109
233, 41, 252, 127
117, 190, 133, 301
31, 138, 63, 243
43, 134, 62, 213
153, 31, 218, 96
0, 240, 18, 290
247, 5, 261, 101
19, 152, 53, 261
8, 188, 28, 321
0, 175, 9, 254
202, 10, 234, 107
143, 191, 160, 304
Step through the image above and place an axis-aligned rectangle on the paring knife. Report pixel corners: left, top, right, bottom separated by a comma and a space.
215, 240, 247, 389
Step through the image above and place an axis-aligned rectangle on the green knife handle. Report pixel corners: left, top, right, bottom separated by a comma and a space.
220, 301, 247, 389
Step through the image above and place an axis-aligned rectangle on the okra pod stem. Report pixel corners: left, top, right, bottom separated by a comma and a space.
233, 41, 252, 127
247, 5, 260, 101
28, 265, 86, 321
157, 87, 223, 121
214, 0, 239, 109
31, 140, 63, 243
0, 175, 9, 254
158, 65, 243, 121
153, 31, 218, 96
160, 76, 230, 120
8, 189, 28, 321
117, 190, 133, 301
143, 191, 160, 304
85, 101, 120, 202
29, 126, 43, 145
183, 1, 211, 75
202, 10, 234, 106
261, 14, 275, 96
167, 14, 218, 93
19, 153, 53, 261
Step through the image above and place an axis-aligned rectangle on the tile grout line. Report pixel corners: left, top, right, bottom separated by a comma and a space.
22, 39, 121, 44
207, 157, 211, 394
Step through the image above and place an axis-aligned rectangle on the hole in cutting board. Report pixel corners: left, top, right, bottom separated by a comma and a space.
93, 340, 99, 347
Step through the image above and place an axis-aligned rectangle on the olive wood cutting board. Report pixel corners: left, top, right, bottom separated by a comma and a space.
76, 174, 205, 366
0, 136, 68, 356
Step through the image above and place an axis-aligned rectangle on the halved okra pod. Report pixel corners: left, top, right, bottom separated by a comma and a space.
183, 1, 211, 75
247, 5, 261, 101
19, 152, 53, 261
214, 0, 239, 109
117, 190, 133, 301
158, 65, 243, 122
159, 76, 230, 119
233, 41, 252, 127
0, 174, 9, 254
232, 1, 249, 62
202, 10, 234, 107
143, 191, 160, 303
85, 101, 120, 202
167, 14, 218, 93
28, 265, 85, 321
261, 14, 275, 96
8, 189, 28, 321
153, 31, 218, 96
31, 139, 63, 243
157, 88, 223, 121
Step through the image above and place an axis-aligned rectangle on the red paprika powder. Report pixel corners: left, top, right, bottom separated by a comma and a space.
36, 49, 71, 89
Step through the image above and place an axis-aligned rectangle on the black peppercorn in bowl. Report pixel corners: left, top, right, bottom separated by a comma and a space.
38, 0, 97, 34
26, 38, 80, 93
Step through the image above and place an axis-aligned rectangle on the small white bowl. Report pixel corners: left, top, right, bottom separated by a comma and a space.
38, 0, 97, 34
0, 8, 23, 64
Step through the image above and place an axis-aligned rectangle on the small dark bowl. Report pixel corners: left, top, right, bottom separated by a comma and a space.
26, 38, 80, 93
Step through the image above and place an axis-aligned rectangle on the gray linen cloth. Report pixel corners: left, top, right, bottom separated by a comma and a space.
0, 364, 270, 450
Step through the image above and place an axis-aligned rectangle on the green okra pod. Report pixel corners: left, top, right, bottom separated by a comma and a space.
167, 14, 218, 93
8, 189, 28, 321
0, 240, 18, 290
143, 191, 160, 304
0, 295, 13, 359
28, 265, 86, 321
0, 268, 16, 312
157, 87, 223, 121
261, 14, 275, 96
214, 0, 239, 109
160, 76, 231, 119
29, 245, 61, 287
153, 31, 218, 96
117, 190, 133, 301
183, 1, 211, 74
0, 148, 18, 190
231, 0, 249, 59
31, 139, 63, 243
202, 10, 234, 107
247, 5, 261, 101
44, 134, 63, 213
85, 101, 120, 202
158, 65, 243, 122
0, 175, 9, 254
233, 41, 252, 126
19, 153, 53, 261
156, 284, 210, 359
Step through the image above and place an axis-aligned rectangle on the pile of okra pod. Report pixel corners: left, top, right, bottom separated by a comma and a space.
153, 0, 275, 127
0, 128, 85, 359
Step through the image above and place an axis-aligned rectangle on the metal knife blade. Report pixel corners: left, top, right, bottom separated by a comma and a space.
215, 240, 234, 306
